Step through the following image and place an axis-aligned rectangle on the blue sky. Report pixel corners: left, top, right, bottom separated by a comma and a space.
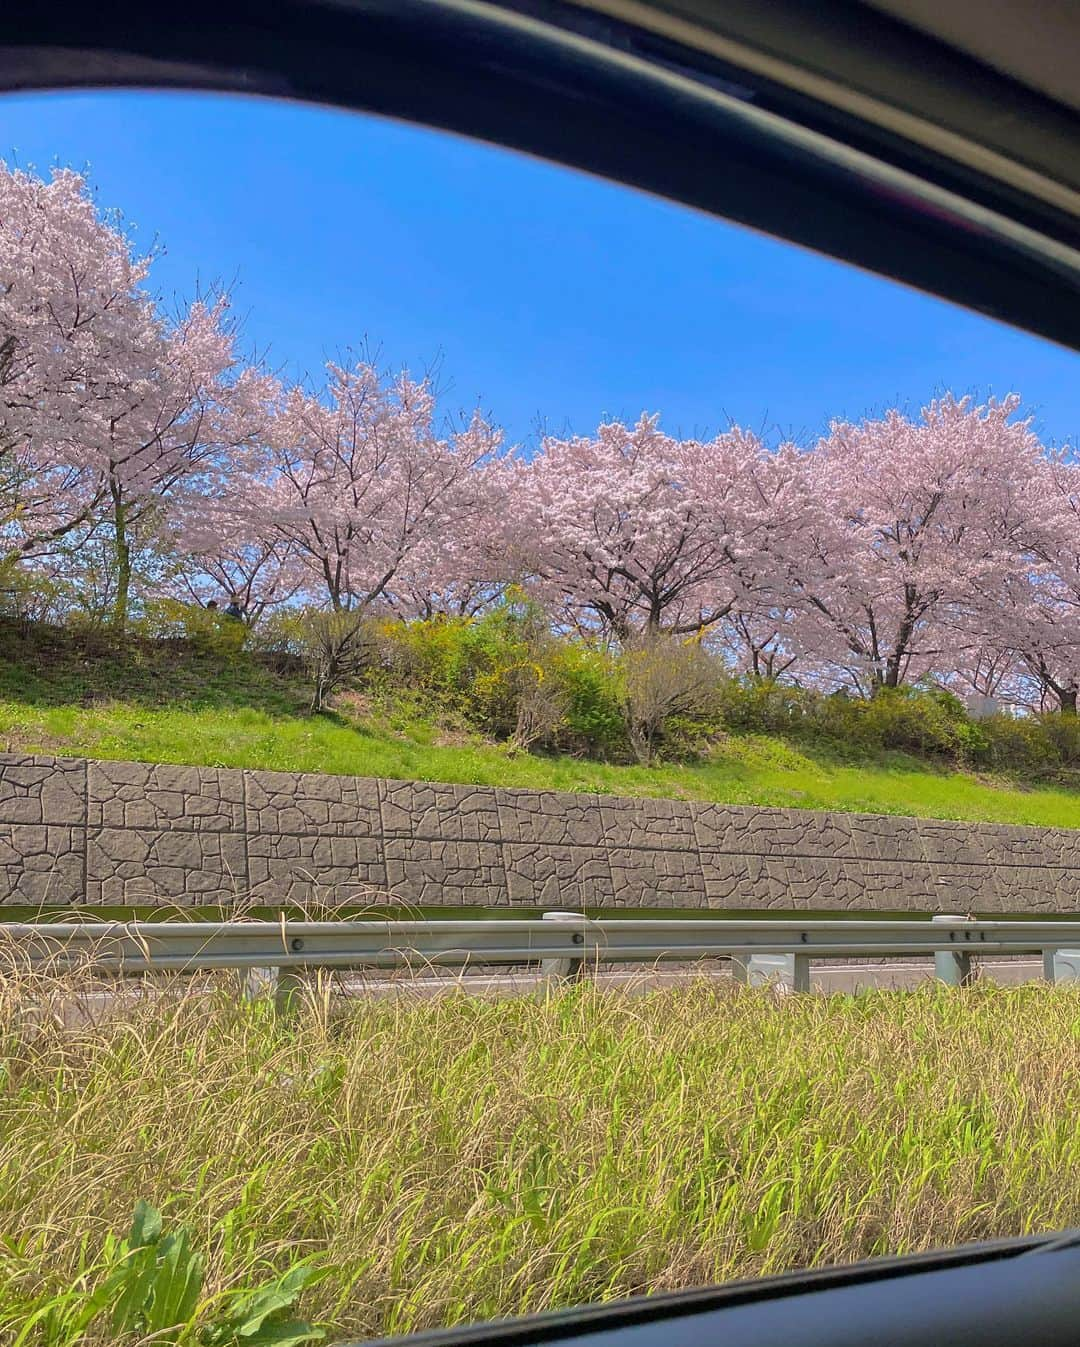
3, 89, 1078, 451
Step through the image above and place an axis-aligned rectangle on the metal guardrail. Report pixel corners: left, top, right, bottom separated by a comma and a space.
3, 913, 1080, 994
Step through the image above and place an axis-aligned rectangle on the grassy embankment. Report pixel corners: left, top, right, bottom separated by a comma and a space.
2, 624, 1079, 828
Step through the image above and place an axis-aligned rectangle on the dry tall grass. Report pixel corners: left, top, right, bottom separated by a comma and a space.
2, 970, 1080, 1343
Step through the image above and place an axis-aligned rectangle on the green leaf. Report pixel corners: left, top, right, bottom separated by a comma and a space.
109, 1246, 159, 1331
231, 1264, 320, 1335
146, 1228, 204, 1334
129, 1200, 163, 1249
240, 1321, 325, 1347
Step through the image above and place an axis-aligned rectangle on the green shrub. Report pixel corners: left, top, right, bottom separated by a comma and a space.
717, 678, 997, 765
858, 686, 970, 757
616, 638, 722, 765
715, 677, 809, 735
459, 607, 541, 739
134, 599, 248, 657
966, 714, 1051, 775
245, 609, 308, 672
374, 602, 626, 756
544, 641, 623, 758
1038, 712, 1080, 769
375, 613, 478, 701
0, 564, 70, 627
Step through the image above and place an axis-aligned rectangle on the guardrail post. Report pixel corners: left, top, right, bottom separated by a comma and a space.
731, 953, 811, 993
242, 965, 306, 1016
932, 915, 975, 987
541, 911, 587, 984
1044, 949, 1080, 983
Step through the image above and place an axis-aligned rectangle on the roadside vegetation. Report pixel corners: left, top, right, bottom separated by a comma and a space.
3, 975, 1080, 1343
3, 611, 1080, 828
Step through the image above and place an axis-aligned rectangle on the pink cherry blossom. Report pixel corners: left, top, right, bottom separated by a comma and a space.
1, 164, 269, 627
252, 361, 502, 615
505, 415, 795, 643
783, 395, 1048, 693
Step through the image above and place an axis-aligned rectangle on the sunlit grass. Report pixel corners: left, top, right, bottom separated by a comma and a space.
3, 976, 1080, 1342
3, 695, 1080, 828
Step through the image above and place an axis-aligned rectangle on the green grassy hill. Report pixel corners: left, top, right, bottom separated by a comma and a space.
3, 621, 1080, 828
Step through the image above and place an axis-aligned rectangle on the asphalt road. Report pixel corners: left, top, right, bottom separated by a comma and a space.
334, 958, 1048, 998
29, 957, 1053, 1027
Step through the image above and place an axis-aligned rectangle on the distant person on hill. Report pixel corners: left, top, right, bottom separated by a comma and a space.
224, 595, 244, 621
204, 599, 219, 612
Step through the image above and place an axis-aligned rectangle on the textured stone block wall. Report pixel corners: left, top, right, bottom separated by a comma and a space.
1, 752, 1079, 912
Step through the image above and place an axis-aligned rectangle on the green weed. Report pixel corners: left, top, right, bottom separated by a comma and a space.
2, 1200, 324, 1346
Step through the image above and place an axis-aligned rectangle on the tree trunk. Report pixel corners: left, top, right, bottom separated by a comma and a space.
111, 487, 131, 632
883, 644, 906, 689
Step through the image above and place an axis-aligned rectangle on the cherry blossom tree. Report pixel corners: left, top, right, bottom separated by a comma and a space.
168, 528, 308, 624
507, 414, 796, 645
1, 163, 270, 627
717, 603, 802, 681
783, 395, 1046, 694
86, 297, 272, 629
981, 452, 1080, 713
943, 643, 1027, 712
0, 164, 149, 566
382, 458, 514, 619
256, 361, 502, 615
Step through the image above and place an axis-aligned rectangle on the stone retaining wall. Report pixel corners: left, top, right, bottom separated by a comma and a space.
2, 753, 1078, 911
